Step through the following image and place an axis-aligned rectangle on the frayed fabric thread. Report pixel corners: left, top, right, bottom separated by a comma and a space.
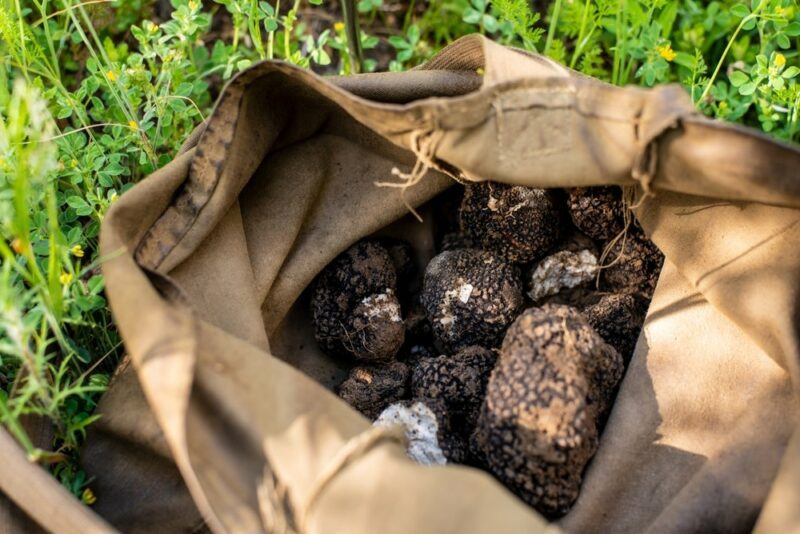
375, 128, 445, 222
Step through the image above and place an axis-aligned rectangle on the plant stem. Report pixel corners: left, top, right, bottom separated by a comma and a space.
612, 0, 622, 85
544, 0, 563, 57
700, 6, 765, 103
570, 0, 592, 69
268, 0, 280, 60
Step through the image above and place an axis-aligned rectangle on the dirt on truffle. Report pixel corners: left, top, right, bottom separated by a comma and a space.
413, 397, 469, 463
376, 398, 468, 464
421, 249, 524, 351
311, 240, 404, 361
602, 231, 664, 297
337, 361, 410, 420
527, 249, 598, 303
460, 181, 562, 264
566, 187, 625, 241
472, 304, 623, 517
348, 292, 406, 361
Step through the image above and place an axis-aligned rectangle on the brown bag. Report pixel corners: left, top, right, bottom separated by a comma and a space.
3, 34, 800, 533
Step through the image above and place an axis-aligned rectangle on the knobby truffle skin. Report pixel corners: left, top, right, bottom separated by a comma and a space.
311, 240, 405, 361
421, 249, 524, 351
566, 187, 625, 241
602, 232, 664, 297
460, 181, 562, 264
404, 343, 437, 365
411, 346, 497, 429
472, 304, 623, 517
337, 361, 409, 420
583, 293, 646, 364
439, 232, 475, 252
423, 397, 469, 463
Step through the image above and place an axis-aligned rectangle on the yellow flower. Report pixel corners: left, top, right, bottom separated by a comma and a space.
334, 21, 345, 32
11, 238, 24, 254
128, 120, 139, 131
110, 192, 119, 203
188, 0, 198, 10
81, 488, 97, 505
775, 53, 787, 68
70, 159, 78, 168
59, 272, 73, 285
657, 44, 676, 62
71, 244, 85, 258
106, 70, 117, 82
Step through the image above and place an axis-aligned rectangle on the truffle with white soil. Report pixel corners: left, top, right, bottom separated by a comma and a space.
421, 249, 524, 351
374, 398, 467, 464
311, 240, 405, 361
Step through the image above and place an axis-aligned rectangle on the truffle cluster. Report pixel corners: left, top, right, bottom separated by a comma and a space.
312, 180, 664, 518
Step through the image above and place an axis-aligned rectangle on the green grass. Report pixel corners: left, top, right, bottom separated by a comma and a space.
0, 0, 798, 504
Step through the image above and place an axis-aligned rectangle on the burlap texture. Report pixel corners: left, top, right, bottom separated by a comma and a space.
3, 34, 800, 533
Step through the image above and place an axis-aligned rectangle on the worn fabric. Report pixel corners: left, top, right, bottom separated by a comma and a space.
3, 34, 800, 533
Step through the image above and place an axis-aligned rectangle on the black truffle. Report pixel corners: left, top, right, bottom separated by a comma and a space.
472, 304, 623, 517
403, 296, 432, 345
460, 181, 562, 263
414, 397, 469, 463
311, 240, 405, 361
377, 237, 416, 288
421, 249, 524, 351
375, 397, 467, 464
583, 293, 646, 363
540, 286, 603, 310
566, 187, 625, 241
602, 232, 664, 297
403, 343, 438, 365
349, 293, 406, 360
411, 346, 497, 429
337, 361, 409, 419
439, 232, 475, 252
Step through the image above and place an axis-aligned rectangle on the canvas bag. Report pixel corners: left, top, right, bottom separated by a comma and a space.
2, 34, 800, 533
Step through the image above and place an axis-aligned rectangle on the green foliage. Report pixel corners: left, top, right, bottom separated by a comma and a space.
2, 0, 800, 507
